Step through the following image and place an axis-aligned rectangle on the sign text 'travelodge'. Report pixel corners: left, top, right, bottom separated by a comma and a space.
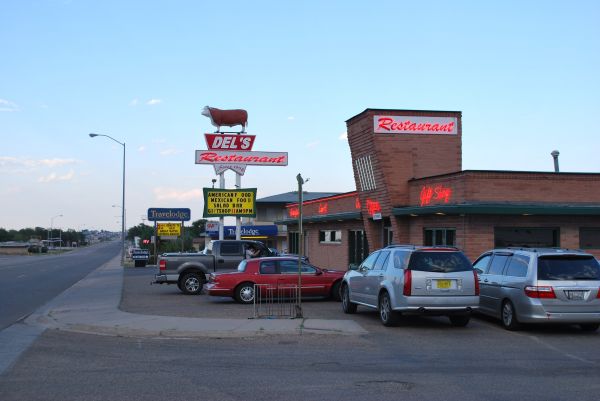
147, 208, 191, 221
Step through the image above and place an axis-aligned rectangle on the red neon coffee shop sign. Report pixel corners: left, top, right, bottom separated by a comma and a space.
420, 185, 452, 206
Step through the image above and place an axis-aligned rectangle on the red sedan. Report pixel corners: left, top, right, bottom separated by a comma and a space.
206, 257, 345, 304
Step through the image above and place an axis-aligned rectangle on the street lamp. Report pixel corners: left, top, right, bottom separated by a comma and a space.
49, 214, 63, 249
89, 133, 126, 265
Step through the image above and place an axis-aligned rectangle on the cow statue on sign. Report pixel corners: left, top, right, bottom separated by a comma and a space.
202, 106, 248, 132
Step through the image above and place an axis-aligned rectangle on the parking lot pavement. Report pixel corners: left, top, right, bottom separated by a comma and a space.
121, 266, 495, 333
121, 265, 350, 320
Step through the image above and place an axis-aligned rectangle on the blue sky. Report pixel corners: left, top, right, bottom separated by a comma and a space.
1, 0, 599, 231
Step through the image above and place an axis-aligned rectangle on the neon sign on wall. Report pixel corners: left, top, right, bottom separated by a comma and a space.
374, 116, 457, 135
366, 199, 381, 216
288, 207, 299, 218
420, 185, 452, 206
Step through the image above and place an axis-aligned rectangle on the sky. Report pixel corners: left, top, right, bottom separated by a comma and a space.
1, 0, 599, 232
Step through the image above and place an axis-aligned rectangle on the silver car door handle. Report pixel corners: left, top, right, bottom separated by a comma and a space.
378, 274, 384, 278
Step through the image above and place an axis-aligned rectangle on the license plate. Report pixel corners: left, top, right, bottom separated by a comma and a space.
565, 290, 585, 300
436, 280, 451, 289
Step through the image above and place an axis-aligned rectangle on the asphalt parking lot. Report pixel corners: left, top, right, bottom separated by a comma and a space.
120, 265, 600, 337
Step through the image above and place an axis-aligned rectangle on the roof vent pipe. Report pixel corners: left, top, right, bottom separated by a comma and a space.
551, 150, 560, 172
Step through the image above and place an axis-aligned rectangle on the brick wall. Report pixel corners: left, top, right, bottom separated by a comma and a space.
406, 214, 600, 261
409, 171, 600, 206
347, 109, 462, 248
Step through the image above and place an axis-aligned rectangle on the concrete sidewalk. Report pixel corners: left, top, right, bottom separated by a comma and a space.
26, 256, 368, 338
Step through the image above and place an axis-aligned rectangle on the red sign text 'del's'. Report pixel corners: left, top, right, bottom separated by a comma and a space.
205, 133, 255, 151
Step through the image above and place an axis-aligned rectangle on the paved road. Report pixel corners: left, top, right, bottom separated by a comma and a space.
0, 241, 120, 330
1, 252, 599, 400
1, 322, 599, 400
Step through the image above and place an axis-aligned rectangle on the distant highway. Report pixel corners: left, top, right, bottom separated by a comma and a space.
0, 241, 120, 331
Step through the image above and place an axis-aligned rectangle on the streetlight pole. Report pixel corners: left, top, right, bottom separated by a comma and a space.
90, 133, 126, 265
49, 214, 63, 249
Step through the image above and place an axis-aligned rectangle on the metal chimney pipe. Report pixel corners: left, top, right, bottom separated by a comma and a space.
551, 150, 560, 172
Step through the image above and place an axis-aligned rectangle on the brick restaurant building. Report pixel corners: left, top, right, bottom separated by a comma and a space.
277, 109, 600, 270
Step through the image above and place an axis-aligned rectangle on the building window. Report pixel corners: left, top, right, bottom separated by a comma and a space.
349, 230, 369, 266
494, 227, 559, 248
319, 230, 342, 244
580, 228, 600, 249
355, 155, 376, 191
424, 228, 456, 246
288, 231, 299, 254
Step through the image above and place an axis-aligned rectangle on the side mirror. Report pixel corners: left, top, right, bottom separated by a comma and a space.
348, 263, 358, 271
316, 269, 323, 276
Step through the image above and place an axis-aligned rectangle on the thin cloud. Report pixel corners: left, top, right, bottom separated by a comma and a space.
129, 98, 139, 107
287, 116, 295, 121
147, 99, 162, 106
306, 140, 320, 149
0, 99, 19, 112
138, 146, 146, 152
154, 187, 203, 201
38, 170, 75, 183
339, 132, 348, 141
0, 157, 79, 170
160, 148, 181, 156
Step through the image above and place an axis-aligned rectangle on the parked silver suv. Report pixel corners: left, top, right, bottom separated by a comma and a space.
341, 246, 479, 327
473, 248, 600, 331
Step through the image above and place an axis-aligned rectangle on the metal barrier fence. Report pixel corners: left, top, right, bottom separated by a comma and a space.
252, 284, 302, 319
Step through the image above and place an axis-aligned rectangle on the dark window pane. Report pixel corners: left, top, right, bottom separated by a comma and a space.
538, 256, 600, 280
220, 243, 242, 256
424, 230, 433, 246
373, 251, 390, 270
446, 230, 455, 246
580, 228, 600, 249
473, 255, 492, 274
505, 255, 530, 277
488, 255, 509, 275
408, 251, 472, 273
260, 261, 278, 274
494, 227, 559, 248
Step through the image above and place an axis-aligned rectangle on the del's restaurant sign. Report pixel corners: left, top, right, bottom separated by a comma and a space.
374, 115, 457, 135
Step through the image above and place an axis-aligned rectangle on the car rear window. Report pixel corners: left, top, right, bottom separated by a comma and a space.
237, 260, 247, 272
408, 251, 472, 273
537, 255, 600, 280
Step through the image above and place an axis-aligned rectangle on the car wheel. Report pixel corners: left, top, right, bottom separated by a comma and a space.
378, 291, 399, 327
341, 284, 357, 314
331, 281, 341, 302
579, 323, 600, 332
235, 282, 255, 304
449, 315, 470, 327
179, 272, 204, 295
501, 300, 521, 331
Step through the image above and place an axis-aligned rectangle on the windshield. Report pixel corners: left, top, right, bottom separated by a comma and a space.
408, 251, 473, 273
537, 255, 600, 280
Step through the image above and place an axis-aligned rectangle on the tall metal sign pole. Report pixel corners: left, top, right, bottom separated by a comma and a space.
199, 106, 287, 241
296, 173, 305, 318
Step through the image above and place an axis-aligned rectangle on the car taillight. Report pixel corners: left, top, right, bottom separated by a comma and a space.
159, 260, 166, 271
597, 288, 600, 299
524, 285, 556, 299
473, 270, 480, 296
403, 269, 412, 296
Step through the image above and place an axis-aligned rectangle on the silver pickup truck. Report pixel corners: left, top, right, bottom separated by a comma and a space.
153, 240, 274, 295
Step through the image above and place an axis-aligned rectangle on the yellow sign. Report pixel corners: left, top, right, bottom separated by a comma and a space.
203, 188, 257, 217
157, 223, 181, 236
